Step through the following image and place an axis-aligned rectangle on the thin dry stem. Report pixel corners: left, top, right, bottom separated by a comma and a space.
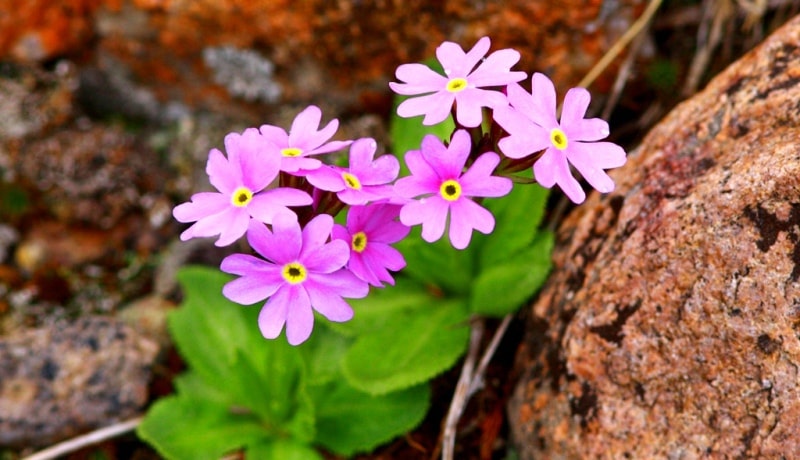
441, 318, 484, 460
577, 0, 665, 90
23, 417, 142, 460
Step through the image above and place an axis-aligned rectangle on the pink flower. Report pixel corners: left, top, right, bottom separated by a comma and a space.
394, 130, 513, 250
173, 128, 312, 247
493, 72, 627, 204
303, 138, 400, 205
259, 105, 352, 173
332, 204, 409, 287
389, 37, 526, 128
221, 213, 369, 345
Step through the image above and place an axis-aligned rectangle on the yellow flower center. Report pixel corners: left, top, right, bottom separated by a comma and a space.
342, 172, 362, 190
446, 77, 468, 93
231, 187, 254, 207
550, 128, 568, 150
281, 262, 307, 284
439, 179, 462, 202
351, 231, 367, 253
281, 147, 302, 157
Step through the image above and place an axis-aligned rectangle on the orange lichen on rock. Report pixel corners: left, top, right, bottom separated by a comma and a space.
0, 0, 104, 61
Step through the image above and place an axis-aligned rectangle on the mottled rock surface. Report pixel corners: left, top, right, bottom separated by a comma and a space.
0, 0, 644, 116
509, 14, 800, 459
0, 316, 158, 448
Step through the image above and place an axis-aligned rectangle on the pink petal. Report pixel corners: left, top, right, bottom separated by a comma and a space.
572, 141, 627, 170
310, 269, 370, 299
258, 288, 290, 340
369, 243, 407, 272
303, 239, 349, 274
305, 165, 346, 192
493, 105, 552, 159
280, 156, 323, 173
395, 91, 455, 126
348, 252, 381, 286
566, 143, 622, 193
289, 105, 323, 144
391, 63, 448, 94
283, 286, 315, 345
173, 192, 229, 223
468, 49, 525, 87
206, 148, 239, 194
258, 124, 289, 146
535, 149, 586, 204
400, 197, 449, 243
530, 73, 558, 125
369, 219, 409, 244
238, 134, 280, 192
306, 279, 358, 322
437, 37, 490, 77
448, 199, 495, 249
532, 148, 561, 188
560, 87, 591, 128
305, 139, 352, 156
214, 209, 250, 247
394, 150, 440, 198
221, 261, 283, 305
566, 118, 611, 142
247, 188, 311, 224
255, 213, 302, 262
300, 214, 334, 259
357, 154, 399, 185
459, 153, 513, 198
453, 89, 503, 127
348, 138, 377, 170
331, 223, 350, 244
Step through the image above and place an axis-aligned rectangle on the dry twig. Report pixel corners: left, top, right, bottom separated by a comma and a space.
23, 417, 143, 460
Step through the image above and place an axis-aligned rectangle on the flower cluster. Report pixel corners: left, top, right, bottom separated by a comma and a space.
174, 36, 626, 345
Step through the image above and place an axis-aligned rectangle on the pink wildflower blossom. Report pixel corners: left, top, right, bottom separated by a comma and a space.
332, 204, 409, 287
259, 105, 352, 173
389, 37, 526, 128
221, 213, 369, 345
494, 72, 627, 204
394, 130, 512, 249
173, 128, 312, 247
304, 138, 400, 205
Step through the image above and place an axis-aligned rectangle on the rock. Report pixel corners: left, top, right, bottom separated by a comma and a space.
0, 316, 159, 448
2, 0, 644, 117
509, 14, 800, 459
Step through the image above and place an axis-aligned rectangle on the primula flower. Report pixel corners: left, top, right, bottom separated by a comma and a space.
259, 105, 352, 173
332, 204, 409, 287
394, 130, 512, 249
493, 72, 627, 204
389, 36, 526, 128
221, 213, 369, 345
304, 138, 400, 205
173, 128, 313, 247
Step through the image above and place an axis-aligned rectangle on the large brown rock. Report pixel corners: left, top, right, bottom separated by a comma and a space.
0, 316, 158, 448
509, 14, 800, 459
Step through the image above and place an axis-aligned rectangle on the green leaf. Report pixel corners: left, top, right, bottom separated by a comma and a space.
169, 266, 260, 388
329, 277, 435, 338
247, 440, 323, 460
166, 266, 315, 443
342, 297, 470, 395
313, 383, 430, 456
469, 231, 554, 316
394, 227, 475, 296
299, 324, 351, 386
476, 182, 550, 268
389, 98, 454, 174
137, 394, 267, 460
